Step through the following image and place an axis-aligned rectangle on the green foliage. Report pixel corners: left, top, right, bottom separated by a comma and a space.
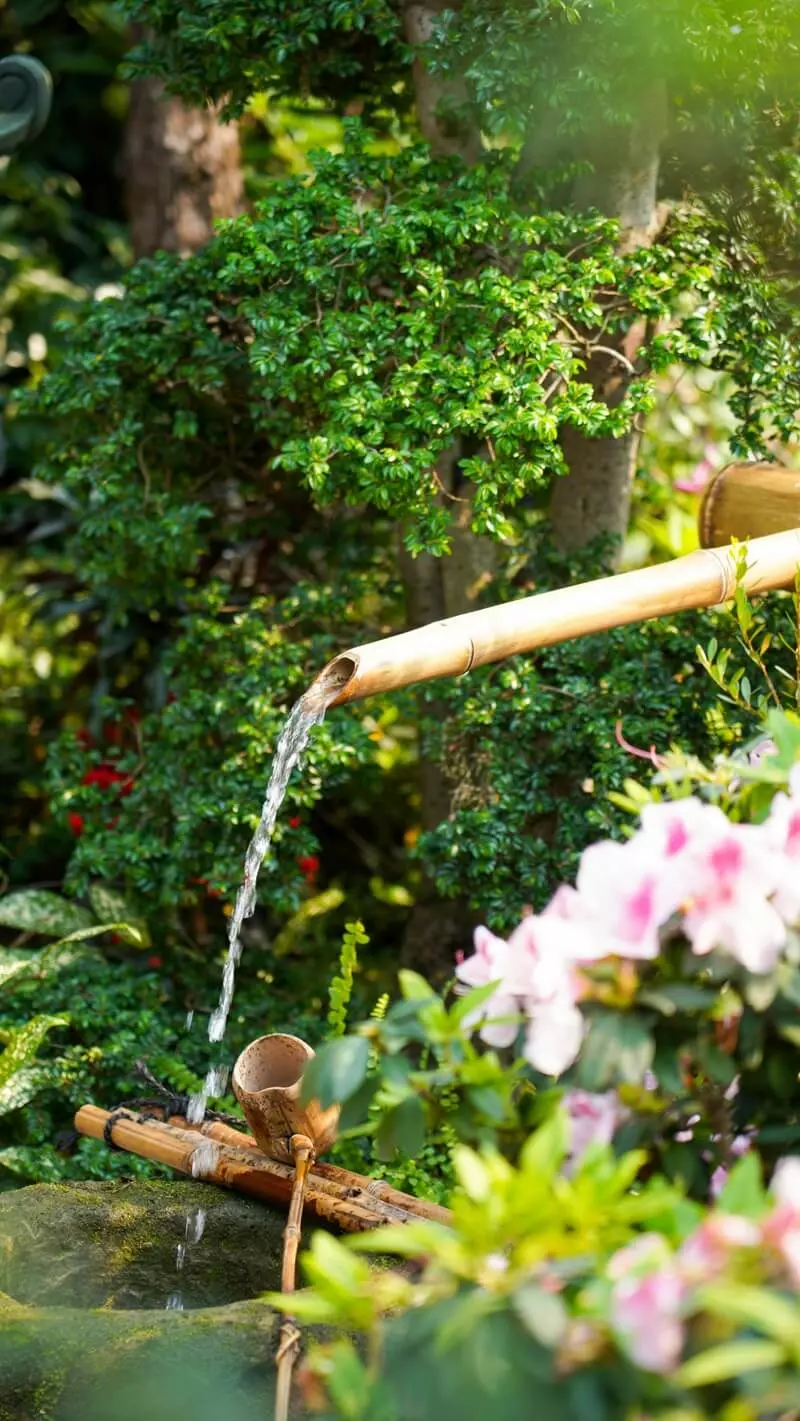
26, 133, 730, 562
4, 0, 800, 1226
0, 1013, 67, 1116
328, 919, 368, 1035
280, 1131, 800, 1421
430, 0, 799, 140
419, 549, 743, 928
305, 971, 530, 1161
18, 122, 786, 926
696, 555, 800, 720
122, 0, 405, 118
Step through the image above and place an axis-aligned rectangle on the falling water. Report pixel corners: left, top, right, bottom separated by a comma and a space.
186, 688, 330, 1125
164, 687, 331, 1309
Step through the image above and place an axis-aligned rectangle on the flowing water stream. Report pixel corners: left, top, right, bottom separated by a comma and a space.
164, 685, 331, 1309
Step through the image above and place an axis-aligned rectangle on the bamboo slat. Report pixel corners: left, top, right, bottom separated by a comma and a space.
173, 1114, 451, 1225
314, 527, 800, 706
75, 1105, 451, 1231
699, 463, 800, 548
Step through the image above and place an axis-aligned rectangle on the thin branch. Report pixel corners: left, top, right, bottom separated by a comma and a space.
615, 718, 666, 769
588, 344, 637, 376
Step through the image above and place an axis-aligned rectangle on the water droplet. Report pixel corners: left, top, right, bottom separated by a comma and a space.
186, 1208, 206, 1244
186, 1092, 207, 1125
190, 1140, 220, 1179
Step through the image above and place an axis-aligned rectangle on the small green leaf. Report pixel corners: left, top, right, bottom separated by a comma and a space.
453, 1146, 491, 1202
466, 1084, 507, 1121
639, 985, 716, 1015
716, 1153, 764, 1219
0, 1064, 50, 1117
0, 890, 95, 936
337, 1074, 379, 1132
450, 979, 508, 1028
375, 1095, 426, 1161
398, 970, 437, 1002
512, 1284, 568, 1347
51, 922, 146, 949
676, 1339, 784, 1387
578, 1013, 653, 1089
0, 950, 37, 989
697, 1284, 800, 1349
521, 1111, 569, 1178
88, 883, 152, 948
301, 1035, 369, 1109
0, 1014, 68, 1091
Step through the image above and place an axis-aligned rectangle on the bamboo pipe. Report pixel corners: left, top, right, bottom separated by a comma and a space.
174, 1114, 450, 1224
699, 463, 800, 548
75, 1105, 451, 1230
314, 528, 800, 707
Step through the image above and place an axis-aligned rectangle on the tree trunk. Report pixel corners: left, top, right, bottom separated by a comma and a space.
399, 4, 498, 973
397, 460, 475, 979
123, 50, 243, 259
401, 1, 482, 163
548, 84, 668, 562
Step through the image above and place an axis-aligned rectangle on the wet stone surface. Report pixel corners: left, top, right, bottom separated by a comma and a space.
0, 1178, 290, 1310
0, 1180, 303, 1420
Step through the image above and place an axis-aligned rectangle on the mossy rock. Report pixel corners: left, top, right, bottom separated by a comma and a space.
0, 1180, 304, 1421
0, 1178, 288, 1310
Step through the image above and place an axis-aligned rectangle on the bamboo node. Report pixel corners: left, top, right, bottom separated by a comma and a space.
276, 1322, 301, 1364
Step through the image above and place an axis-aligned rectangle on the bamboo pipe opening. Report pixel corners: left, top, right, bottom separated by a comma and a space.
233, 1035, 309, 1093
315, 651, 358, 705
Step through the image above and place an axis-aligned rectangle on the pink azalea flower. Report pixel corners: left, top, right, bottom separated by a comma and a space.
772, 1157, 800, 1208
764, 774, 800, 925
562, 1089, 624, 1173
455, 925, 520, 1048
504, 914, 592, 997
572, 837, 672, 960
638, 797, 726, 860
506, 915, 590, 1075
456, 916, 591, 1076
607, 1235, 687, 1374
678, 1212, 760, 1284
763, 1156, 800, 1286
524, 999, 585, 1077
678, 821, 786, 971
674, 445, 718, 495
748, 737, 777, 767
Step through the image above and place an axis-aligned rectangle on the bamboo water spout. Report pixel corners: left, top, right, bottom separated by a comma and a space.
232, 1033, 339, 1164
314, 526, 800, 707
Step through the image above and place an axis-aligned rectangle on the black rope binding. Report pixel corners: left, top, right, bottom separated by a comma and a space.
103, 1059, 244, 1147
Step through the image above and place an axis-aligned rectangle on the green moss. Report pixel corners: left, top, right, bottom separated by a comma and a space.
0, 1180, 288, 1312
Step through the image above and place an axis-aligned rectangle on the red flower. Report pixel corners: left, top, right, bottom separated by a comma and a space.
68, 812, 85, 837
147, 954, 163, 968
81, 763, 134, 796
289, 816, 302, 829
297, 855, 320, 884
192, 877, 221, 901
76, 727, 93, 749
